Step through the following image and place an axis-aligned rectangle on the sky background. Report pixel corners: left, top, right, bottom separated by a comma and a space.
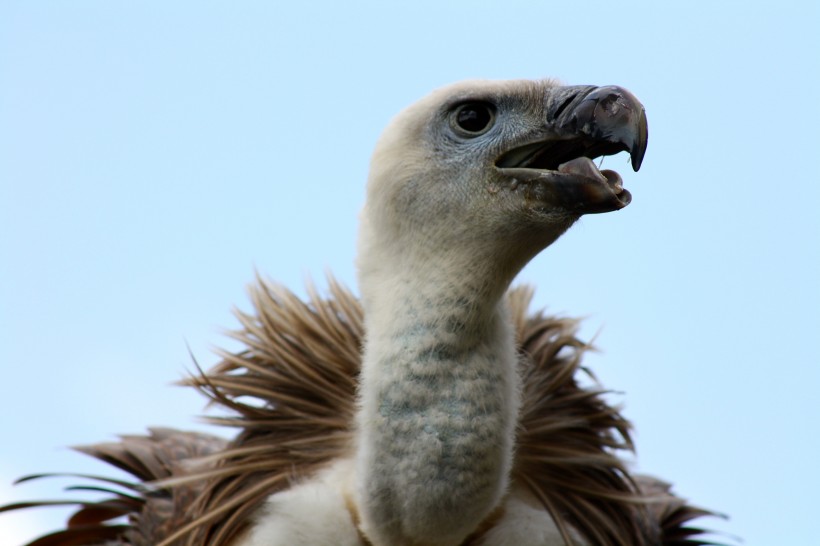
1, 1, 818, 544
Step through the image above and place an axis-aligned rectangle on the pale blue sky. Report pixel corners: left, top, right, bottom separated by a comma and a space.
1, 1, 818, 544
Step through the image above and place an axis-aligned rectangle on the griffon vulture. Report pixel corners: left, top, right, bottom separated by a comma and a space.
2, 79, 725, 546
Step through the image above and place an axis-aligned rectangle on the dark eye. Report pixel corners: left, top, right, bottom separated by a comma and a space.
451, 102, 496, 136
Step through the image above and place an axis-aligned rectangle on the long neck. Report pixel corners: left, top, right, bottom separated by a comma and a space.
354, 253, 520, 546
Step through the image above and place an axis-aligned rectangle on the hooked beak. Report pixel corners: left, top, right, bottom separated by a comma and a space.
496, 85, 648, 214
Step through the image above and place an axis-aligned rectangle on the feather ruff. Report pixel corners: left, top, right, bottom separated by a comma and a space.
1, 277, 725, 546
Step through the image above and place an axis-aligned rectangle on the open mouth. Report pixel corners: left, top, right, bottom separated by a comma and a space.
496, 136, 632, 172
495, 139, 633, 211
495, 85, 648, 215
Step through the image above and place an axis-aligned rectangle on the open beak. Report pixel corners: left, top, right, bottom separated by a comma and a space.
496, 85, 648, 214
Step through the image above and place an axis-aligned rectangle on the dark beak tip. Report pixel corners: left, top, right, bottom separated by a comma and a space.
630, 106, 649, 172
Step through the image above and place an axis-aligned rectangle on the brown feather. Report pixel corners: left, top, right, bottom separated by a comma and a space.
3, 278, 725, 545
26, 525, 130, 546
3, 428, 226, 545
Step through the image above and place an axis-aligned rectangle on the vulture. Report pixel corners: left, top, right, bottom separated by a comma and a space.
2, 79, 726, 546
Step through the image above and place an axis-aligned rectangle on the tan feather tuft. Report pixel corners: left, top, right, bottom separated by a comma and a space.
3, 278, 726, 546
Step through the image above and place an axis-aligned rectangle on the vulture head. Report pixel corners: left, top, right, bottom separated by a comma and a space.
358, 79, 647, 300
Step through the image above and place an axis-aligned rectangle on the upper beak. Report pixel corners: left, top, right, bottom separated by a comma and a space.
545, 85, 648, 172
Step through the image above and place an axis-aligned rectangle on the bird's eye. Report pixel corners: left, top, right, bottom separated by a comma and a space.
451, 102, 496, 136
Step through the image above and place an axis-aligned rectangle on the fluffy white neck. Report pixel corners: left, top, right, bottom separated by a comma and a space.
354, 254, 520, 546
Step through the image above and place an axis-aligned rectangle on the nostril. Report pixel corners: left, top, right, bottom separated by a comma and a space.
551, 94, 577, 122
546, 85, 595, 123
